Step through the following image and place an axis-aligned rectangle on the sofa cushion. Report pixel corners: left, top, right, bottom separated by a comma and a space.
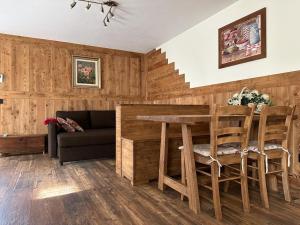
57, 117, 76, 133
57, 128, 115, 147
90, 111, 115, 129
66, 118, 84, 132
56, 111, 90, 129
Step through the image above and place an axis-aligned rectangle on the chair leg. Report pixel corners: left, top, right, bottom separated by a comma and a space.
223, 167, 231, 193
268, 163, 279, 192
211, 163, 222, 221
181, 150, 186, 201
240, 157, 250, 213
257, 156, 269, 208
251, 161, 257, 188
281, 153, 291, 202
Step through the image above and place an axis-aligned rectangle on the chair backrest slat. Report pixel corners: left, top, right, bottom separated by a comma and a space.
263, 106, 293, 116
266, 125, 288, 133
217, 127, 245, 136
217, 136, 243, 145
264, 133, 287, 142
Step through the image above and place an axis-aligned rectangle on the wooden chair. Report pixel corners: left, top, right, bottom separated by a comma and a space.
247, 105, 296, 208
180, 105, 255, 220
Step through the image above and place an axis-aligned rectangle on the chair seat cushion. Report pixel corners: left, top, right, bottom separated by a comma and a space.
179, 144, 241, 157
248, 141, 282, 152
58, 128, 115, 147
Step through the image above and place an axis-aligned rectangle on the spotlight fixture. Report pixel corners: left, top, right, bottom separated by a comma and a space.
86, 2, 91, 10
70, 0, 118, 27
70, 1, 77, 8
109, 9, 114, 18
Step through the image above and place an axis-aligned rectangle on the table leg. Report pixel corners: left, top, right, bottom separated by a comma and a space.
158, 122, 169, 191
181, 124, 200, 214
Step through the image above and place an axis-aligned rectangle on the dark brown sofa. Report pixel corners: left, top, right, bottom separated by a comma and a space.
48, 110, 115, 165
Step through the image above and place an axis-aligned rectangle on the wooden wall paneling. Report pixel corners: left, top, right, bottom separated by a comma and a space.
129, 57, 141, 97
52, 47, 71, 94
0, 39, 12, 91
0, 33, 144, 135
30, 45, 52, 94
15, 42, 30, 92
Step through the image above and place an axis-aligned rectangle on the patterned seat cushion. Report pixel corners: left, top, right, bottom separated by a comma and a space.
248, 141, 282, 152
179, 144, 241, 157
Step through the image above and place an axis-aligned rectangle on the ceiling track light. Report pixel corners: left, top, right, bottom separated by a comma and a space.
70, 0, 118, 27
86, 2, 91, 10
70, 1, 77, 8
108, 7, 114, 18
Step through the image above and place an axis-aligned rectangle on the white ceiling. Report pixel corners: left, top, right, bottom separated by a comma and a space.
0, 0, 237, 53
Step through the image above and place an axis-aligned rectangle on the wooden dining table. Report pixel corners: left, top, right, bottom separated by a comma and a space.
137, 114, 299, 214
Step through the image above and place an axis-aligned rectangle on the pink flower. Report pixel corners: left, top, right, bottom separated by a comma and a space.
44, 118, 58, 125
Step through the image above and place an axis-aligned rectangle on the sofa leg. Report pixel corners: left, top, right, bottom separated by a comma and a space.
60, 161, 63, 166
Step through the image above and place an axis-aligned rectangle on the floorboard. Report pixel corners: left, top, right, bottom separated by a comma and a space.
0, 155, 299, 225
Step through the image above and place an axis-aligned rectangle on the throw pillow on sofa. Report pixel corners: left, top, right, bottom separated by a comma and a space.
57, 117, 76, 133
66, 118, 84, 132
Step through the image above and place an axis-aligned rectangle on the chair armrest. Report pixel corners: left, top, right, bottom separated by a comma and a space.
48, 122, 58, 158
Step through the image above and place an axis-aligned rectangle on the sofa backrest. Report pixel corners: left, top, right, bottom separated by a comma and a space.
56, 111, 91, 129
90, 111, 116, 129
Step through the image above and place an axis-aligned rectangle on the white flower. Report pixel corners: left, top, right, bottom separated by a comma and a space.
233, 93, 239, 98
251, 89, 259, 95
256, 103, 266, 112
262, 94, 270, 101
232, 99, 240, 105
244, 93, 253, 100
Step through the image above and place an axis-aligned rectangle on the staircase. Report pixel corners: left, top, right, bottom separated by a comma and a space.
145, 49, 191, 100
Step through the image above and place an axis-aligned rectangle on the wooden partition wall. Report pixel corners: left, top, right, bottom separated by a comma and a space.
0, 34, 143, 135
116, 104, 209, 184
143, 49, 300, 175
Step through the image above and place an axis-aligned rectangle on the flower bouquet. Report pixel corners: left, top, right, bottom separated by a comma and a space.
228, 87, 272, 113
43, 118, 58, 126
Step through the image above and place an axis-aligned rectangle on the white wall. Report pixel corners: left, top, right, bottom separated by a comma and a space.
159, 0, 300, 88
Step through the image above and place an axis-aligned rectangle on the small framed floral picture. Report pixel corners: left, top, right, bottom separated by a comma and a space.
72, 56, 101, 88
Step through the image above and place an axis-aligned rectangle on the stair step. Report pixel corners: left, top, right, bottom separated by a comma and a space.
148, 72, 184, 86
147, 48, 162, 59
147, 63, 175, 79
148, 59, 168, 71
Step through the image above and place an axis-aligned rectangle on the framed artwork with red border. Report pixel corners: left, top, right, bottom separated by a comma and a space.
218, 8, 266, 69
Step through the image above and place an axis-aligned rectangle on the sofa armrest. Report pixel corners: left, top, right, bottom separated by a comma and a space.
48, 122, 58, 158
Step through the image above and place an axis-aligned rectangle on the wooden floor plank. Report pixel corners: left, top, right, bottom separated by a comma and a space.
0, 154, 300, 225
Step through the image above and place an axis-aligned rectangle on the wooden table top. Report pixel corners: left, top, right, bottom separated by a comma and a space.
137, 114, 257, 124
137, 114, 296, 125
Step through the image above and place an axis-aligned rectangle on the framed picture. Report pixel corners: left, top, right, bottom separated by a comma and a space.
219, 8, 266, 69
72, 56, 101, 88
